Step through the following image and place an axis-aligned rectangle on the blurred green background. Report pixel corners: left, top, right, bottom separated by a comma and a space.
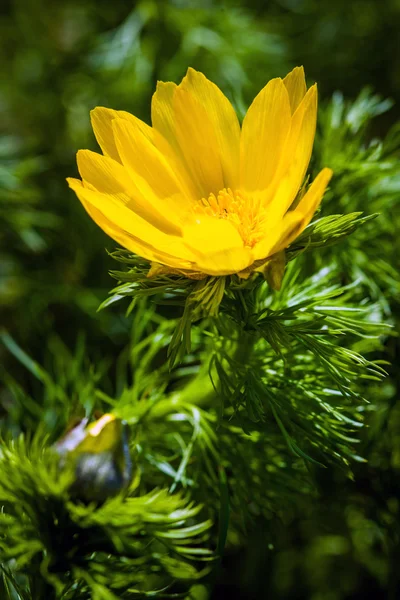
1, 0, 400, 598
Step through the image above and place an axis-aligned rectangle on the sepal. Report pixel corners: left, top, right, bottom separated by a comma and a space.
256, 250, 286, 290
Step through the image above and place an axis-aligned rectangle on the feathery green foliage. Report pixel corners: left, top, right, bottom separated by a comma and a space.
0, 432, 213, 599
1, 1, 400, 598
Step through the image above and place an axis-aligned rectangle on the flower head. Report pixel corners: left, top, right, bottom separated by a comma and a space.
68, 67, 332, 281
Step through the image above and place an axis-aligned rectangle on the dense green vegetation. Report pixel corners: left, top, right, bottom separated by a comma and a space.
1, 1, 399, 598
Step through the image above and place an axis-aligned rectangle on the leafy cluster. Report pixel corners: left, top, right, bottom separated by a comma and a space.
0, 425, 213, 599
1, 1, 400, 598
0, 158, 393, 597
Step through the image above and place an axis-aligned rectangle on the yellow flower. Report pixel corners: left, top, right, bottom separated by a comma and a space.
68, 67, 332, 280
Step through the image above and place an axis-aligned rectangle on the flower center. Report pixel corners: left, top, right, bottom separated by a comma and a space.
194, 188, 265, 247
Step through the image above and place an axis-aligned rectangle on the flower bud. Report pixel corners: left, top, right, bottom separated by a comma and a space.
55, 414, 132, 503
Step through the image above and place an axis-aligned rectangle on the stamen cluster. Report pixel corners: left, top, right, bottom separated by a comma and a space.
196, 189, 266, 248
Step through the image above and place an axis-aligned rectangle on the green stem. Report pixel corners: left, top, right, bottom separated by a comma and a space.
29, 562, 57, 600
150, 368, 216, 420
187, 583, 210, 600
139, 329, 258, 422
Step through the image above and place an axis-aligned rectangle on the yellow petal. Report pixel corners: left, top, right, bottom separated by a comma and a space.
67, 178, 196, 268
68, 178, 157, 261
287, 84, 318, 191
183, 216, 253, 275
112, 118, 195, 217
77, 149, 132, 194
151, 81, 178, 149
90, 107, 120, 161
152, 80, 226, 197
76, 150, 182, 235
151, 81, 201, 199
193, 245, 253, 276
180, 68, 241, 189
264, 84, 318, 217
263, 168, 332, 257
283, 66, 307, 114
90, 107, 153, 162
240, 78, 291, 193
173, 86, 225, 197
269, 212, 306, 255
252, 212, 304, 261
291, 167, 333, 232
